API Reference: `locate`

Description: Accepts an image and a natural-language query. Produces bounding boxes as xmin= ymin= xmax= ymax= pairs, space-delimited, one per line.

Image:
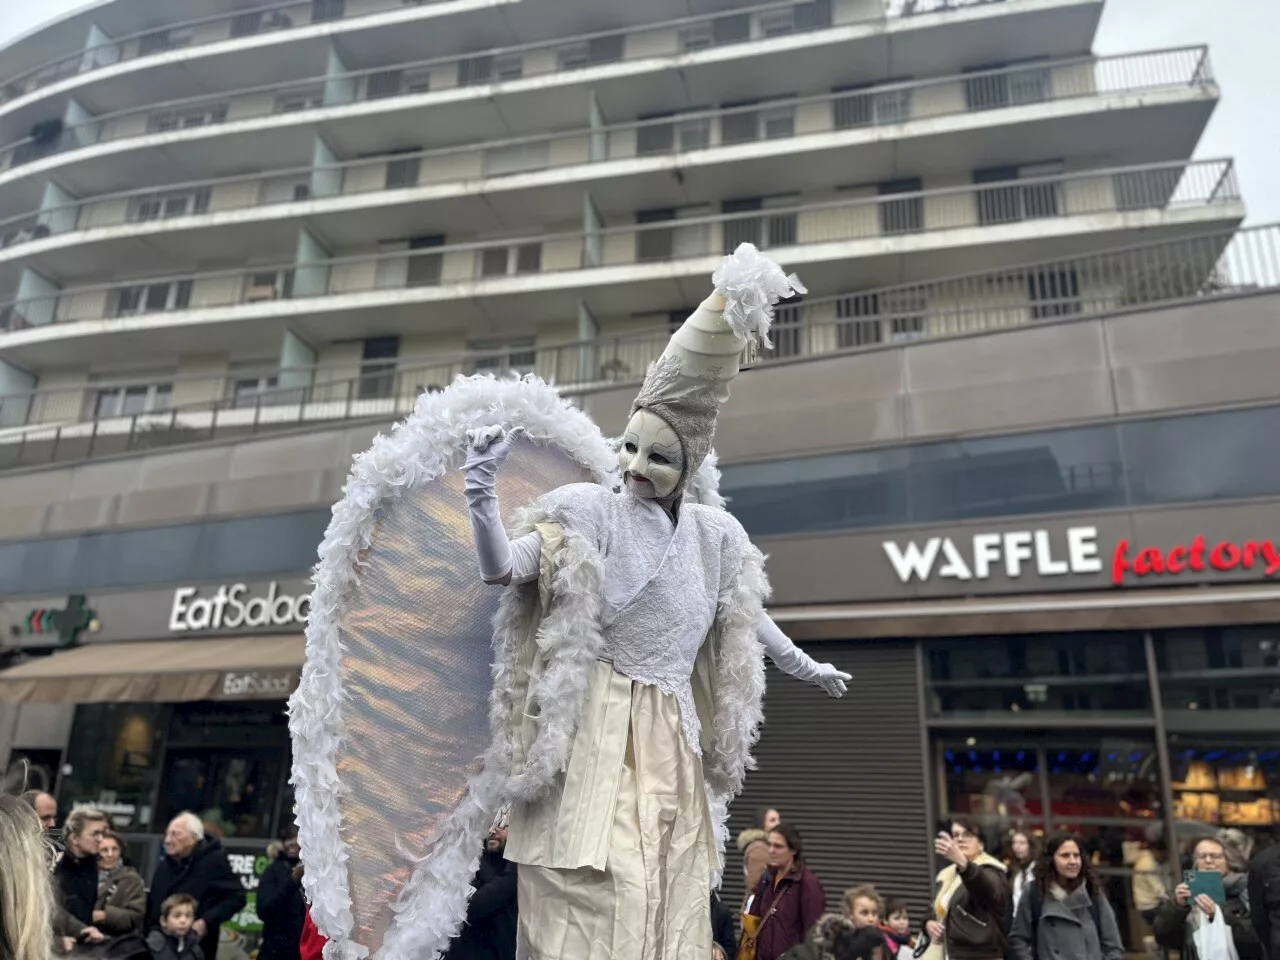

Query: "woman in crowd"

xmin=92 ymin=829 xmax=146 ymax=936
xmin=0 ymin=792 xmax=56 ymax=960
xmin=1009 ymin=832 xmax=1123 ymax=960
xmin=923 ymin=817 xmax=1009 ymax=960
xmin=1006 ymin=831 xmax=1039 ymax=918
xmin=748 ymin=824 xmax=828 ymax=960
xmin=54 ymin=807 xmax=109 ymax=949
xmin=1154 ymin=836 xmax=1262 ymax=960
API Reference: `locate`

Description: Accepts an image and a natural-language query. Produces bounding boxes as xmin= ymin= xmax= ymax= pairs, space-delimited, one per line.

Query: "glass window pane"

xmin=58 ymin=704 xmax=167 ymax=833
xmin=1166 ymin=734 xmax=1280 ymax=852
xmin=939 ymin=736 xmax=1044 ymax=828
xmin=925 ymin=634 xmax=1151 ymax=718
xmin=121 ymin=386 xmax=149 ymax=416
xmin=1123 ymin=405 xmax=1280 ymax=505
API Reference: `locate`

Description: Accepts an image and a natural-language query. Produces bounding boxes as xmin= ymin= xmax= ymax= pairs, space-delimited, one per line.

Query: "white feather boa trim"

xmin=713 ymin=242 xmax=807 ymax=350
xmin=286 ymin=375 xmax=615 ymax=960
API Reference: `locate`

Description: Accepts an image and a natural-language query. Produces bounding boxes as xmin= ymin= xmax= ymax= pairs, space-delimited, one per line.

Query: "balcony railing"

xmin=0 ymin=47 xmax=1215 ymax=253
xmin=0 ymin=159 xmax=1240 ymax=334
xmin=0 ymin=0 xmax=1042 ymax=175
xmin=1 ymin=0 xmax=1021 ymax=111
xmin=0 ymin=223 xmax=1272 ymax=471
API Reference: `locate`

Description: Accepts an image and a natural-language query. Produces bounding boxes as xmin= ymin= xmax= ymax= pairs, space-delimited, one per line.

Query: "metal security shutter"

xmin=724 ymin=639 xmax=934 ymax=919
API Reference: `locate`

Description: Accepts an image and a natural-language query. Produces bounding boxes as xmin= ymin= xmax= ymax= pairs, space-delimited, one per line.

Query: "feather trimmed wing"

xmin=287 ymin=375 xmax=615 ymax=960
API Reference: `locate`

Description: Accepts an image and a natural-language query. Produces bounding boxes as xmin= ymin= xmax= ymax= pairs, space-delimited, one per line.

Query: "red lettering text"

xmin=1190 ymin=535 xmax=1207 ymax=572
xmin=1133 ymin=547 xmax=1165 ymax=576
xmin=1210 ymin=541 xmax=1242 ymax=571
xmin=1266 ymin=542 xmax=1280 ymax=577
xmin=1111 ymin=540 xmax=1131 ymax=586
xmin=1167 ymin=545 xmax=1189 ymax=574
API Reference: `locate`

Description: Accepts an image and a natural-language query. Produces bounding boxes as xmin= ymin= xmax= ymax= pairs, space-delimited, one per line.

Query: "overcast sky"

xmin=0 ymin=0 xmax=1275 ymax=222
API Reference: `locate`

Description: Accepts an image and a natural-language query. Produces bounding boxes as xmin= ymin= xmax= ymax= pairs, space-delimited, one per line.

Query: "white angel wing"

xmin=287 ymin=375 xmax=615 ymax=960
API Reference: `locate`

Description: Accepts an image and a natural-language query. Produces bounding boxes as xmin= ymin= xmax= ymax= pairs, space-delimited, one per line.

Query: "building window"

xmin=471 ymin=340 xmax=536 ymax=376
xmin=758 ymin=8 xmax=797 ymax=37
xmin=385 ymin=155 xmax=422 ymax=189
xmin=137 ymin=27 xmax=193 ymax=56
xmin=148 ymin=103 xmax=229 ymax=133
xmin=366 ymin=70 xmax=403 ymax=100
xmin=114 ymin=280 xmax=193 ymax=316
xmin=974 ymin=164 xmax=1063 ymax=225
xmin=761 ymin=106 xmax=796 ymax=140
xmin=965 ymin=62 xmax=1050 ymax=111
xmin=231 ymin=375 xmax=281 ymax=407
xmin=358 ymin=336 xmax=399 ymax=400
xmin=130 ymin=188 xmax=211 ymax=222
xmin=878 ymin=178 xmax=924 ymax=234
xmin=57 ymin=704 xmax=166 ymax=833
xmin=245 ymin=271 xmax=293 ymax=302
xmin=767 ymin=302 xmax=805 ymax=358
xmin=93 ymin=380 xmax=173 ymax=419
xmin=558 ymin=35 xmax=624 ymax=71
xmin=479 ymin=243 xmax=542 ymax=277
xmin=678 ymin=22 xmax=715 ymax=52
xmin=274 ymin=88 xmax=324 ymax=113
xmin=1028 ymin=267 xmax=1081 ymax=319
xmin=639 ymin=114 xmax=711 ymax=155
xmin=311 ymin=0 xmax=346 ymax=23
xmin=720 ymin=101 xmax=760 ymax=145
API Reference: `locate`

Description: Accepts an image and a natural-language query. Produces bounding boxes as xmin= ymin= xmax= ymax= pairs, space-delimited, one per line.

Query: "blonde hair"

xmin=0 ymin=794 xmax=55 ymax=960
xmin=65 ymin=806 xmax=108 ymax=839
xmin=844 ymin=884 xmax=884 ymax=916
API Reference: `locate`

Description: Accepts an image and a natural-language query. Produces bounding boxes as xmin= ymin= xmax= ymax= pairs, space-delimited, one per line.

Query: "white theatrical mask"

xmin=618 ymin=409 xmax=684 ymax=499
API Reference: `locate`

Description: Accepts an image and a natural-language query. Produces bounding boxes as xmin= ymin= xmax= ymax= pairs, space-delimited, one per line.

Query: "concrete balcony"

xmin=0 ymin=48 xmax=1218 ymax=286
xmin=0 ymin=222 xmax=1270 ymax=472
xmin=0 ymin=159 xmax=1244 ymax=369
xmin=0 ymin=0 xmax=1105 ymax=212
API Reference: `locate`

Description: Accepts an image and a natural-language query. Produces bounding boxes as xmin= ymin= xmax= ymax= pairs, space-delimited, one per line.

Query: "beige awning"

xmin=773 ymin=583 xmax=1280 ymax=639
xmin=0 ymin=634 xmax=304 ymax=704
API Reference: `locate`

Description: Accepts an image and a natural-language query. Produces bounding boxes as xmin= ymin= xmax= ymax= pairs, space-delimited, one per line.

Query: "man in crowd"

xmin=147 ymin=812 xmax=246 ymax=960
xmin=444 ymin=813 xmax=517 ymax=960
xmin=22 ymin=789 xmax=58 ymax=831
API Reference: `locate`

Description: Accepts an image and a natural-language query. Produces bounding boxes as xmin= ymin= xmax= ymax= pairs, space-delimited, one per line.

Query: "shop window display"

xmin=925 ymin=633 xmax=1151 ymax=718
xmin=58 ymin=703 xmax=166 ymax=833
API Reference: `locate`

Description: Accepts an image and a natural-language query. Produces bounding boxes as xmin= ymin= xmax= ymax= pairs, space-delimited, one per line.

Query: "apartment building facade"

xmin=0 ymin=0 xmax=1273 ymax=931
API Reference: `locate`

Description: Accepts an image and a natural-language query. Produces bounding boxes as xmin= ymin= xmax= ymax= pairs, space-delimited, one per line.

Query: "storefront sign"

xmin=223 ymin=851 xmax=268 ymax=958
xmin=1111 ymin=536 xmax=1280 ymax=586
xmin=883 ymin=526 xmax=1280 ymax=589
xmin=169 ymin=582 xmax=311 ymax=633
xmin=883 ymin=527 xmax=1103 ymax=584
xmin=221 ymin=671 xmax=295 ymax=698
xmin=16 ymin=594 xmax=99 ymax=648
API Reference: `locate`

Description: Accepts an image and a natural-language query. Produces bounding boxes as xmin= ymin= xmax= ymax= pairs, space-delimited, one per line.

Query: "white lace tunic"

xmin=535 ymin=482 xmax=750 ymax=755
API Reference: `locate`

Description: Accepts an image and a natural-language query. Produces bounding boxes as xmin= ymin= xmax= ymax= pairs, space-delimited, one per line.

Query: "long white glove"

xmin=463 ymin=425 xmax=541 ymax=585
xmin=757 ymin=613 xmax=851 ymax=698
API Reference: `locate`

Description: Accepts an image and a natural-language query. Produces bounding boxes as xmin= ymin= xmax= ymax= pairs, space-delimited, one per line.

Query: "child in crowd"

xmin=880 ymin=897 xmax=919 ymax=960
xmin=845 ymin=885 xmax=884 ymax=930
xmin=146 ymin=893 xmax=204 ymax=960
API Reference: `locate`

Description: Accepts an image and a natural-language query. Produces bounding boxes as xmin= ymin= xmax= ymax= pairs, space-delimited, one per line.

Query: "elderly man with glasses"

xmin=1153 ymin=837 xmax=1263 ymax=960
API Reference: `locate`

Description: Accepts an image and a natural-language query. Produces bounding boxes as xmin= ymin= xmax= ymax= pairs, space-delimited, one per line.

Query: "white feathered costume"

xmin=459 ymin=245 xmax=849 ymax=958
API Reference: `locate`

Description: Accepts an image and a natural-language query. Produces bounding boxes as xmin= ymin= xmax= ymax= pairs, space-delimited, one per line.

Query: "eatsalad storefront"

xmin=725 ymin=506 xmax=1280 ymax=944
xmin=0 ymin=578 xmax=313 ymax=960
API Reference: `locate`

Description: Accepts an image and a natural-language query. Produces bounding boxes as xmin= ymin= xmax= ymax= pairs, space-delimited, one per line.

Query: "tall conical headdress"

xmin=631 ymin=243 xmax=805 ymax=496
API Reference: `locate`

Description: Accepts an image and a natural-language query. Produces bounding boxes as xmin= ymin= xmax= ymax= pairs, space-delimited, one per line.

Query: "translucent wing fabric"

xmin=288 ymin=377 xmax=615 ymax=960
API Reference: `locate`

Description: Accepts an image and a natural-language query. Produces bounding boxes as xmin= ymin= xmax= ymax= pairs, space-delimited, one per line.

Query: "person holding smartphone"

xmin=922 ymin=818 xmax=1010 ymax=960
xmin=1153 ymin=837 xmax=1262 ymax=960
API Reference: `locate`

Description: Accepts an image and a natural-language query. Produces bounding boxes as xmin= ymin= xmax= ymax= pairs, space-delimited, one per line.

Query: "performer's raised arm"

xmin=463 ymin=425 xmax=542 ymax=586
xmin=756 ymin=612 xmax=851 ymax=698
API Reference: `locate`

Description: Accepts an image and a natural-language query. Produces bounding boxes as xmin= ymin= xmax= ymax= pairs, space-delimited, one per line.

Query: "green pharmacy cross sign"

xmin=22 ymin=595 xmax=99 ymax=648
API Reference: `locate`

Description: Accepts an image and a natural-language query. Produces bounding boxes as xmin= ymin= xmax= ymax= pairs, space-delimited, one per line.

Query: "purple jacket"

xmin=749 ymin=865 xmax=827 ymax=960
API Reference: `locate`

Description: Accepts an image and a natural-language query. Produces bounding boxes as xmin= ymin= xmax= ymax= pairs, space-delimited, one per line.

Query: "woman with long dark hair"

xmin=1009 ymin=833 xmax=1123 ymax=960
xmin=1006 ymin=831 xmax=1040 ymax=918
xmin=746 ymin=824 xmax=828 ymax=960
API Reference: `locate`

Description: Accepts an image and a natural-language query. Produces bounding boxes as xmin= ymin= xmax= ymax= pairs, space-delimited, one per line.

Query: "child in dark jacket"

xmin=146 ymin=894 xmax=205 ymax=960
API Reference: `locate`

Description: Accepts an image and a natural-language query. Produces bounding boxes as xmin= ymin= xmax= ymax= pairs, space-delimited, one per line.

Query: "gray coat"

xmin=1009 ymin=884 xmax=1124 ymax=960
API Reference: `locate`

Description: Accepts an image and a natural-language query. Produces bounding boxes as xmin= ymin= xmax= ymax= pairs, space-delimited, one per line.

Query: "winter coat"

xmin=96 ymin=867 xmax=147 ymax=936
xmin=938 ymin=855 xmax=1011 ymax=960
xmin=300 ymin=909 xmax=327 ymax=960
xmin=749 ymin=864 xmax=828 ymax=960
xmin=1009 ymin=883 xmax=1124 ymax=960
xmin=54 ymin=851 xmax=101 ymax=936
xmin=1153 ymin=874 xmax=1263 ymax=960
xmin=711 ymin=893 xmax=737 ymax=958
xmin=145 ymin=837 xmax=247 ymax=960
xmin=442 ymin=849 xmax=518 ymax=960
xmin=144 ymin=929 xmax=204 ymax=960
xmin=255 ymin=856 xmax=306 ymax=960
xmin=739 ymin=828 xmax=771 ymax=910
xmin=1248 ymin=844 xmax=1280 ymax=960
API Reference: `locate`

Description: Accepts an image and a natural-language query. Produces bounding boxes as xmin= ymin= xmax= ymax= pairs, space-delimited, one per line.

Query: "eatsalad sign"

xmin=883 ymin=525 xmax=1280 ymax=587
xmin=170 ymin=582 xmax=311 ymax=633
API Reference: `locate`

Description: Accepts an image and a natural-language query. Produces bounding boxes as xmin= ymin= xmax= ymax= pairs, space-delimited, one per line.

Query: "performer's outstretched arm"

xmin=756 ymin=613 xmax=851 ymax=698
xmin=463 ymin=425 xmax=543 ymax=586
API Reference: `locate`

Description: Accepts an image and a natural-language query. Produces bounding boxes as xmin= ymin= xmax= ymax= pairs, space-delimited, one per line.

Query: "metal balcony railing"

xmin=1 ymin=0 xmax=1020 ymax=110
xmin=0 ymin=222 xmax=1272 ymax=471
xmin=0 ymin=47 xmax=1215 ymax=253
xmin=0 ymin=0 xmax=1044 ymax=175
xmin=0 ymin=159 xmax=1240 ymax=333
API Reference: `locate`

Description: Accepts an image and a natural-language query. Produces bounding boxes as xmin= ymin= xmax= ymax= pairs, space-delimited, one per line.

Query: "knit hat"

xmin=630 ymin=243 xmax=805 ymax=497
